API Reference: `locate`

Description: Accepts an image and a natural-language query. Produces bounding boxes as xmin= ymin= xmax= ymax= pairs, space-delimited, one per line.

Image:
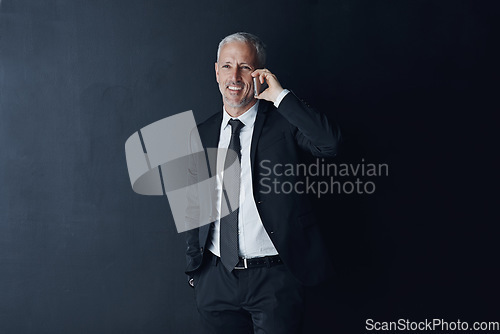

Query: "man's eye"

xmin=241 ymin=66 xmax=251 ymax=70
xmin=222 ymin=65 xmax=230 ymax=68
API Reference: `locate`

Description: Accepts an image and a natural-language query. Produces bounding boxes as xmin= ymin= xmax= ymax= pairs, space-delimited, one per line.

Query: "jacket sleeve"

xmin=276 ymin=92 xmax=341 ymax=158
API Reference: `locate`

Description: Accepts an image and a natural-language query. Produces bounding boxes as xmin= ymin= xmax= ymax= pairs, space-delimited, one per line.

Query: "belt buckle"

xmin=234 ymin=258 xmax=248 ymax=270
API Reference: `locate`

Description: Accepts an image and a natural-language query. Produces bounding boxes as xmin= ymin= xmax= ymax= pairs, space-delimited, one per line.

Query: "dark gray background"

xmin=1 ymin=0 xmax=498 ymax=333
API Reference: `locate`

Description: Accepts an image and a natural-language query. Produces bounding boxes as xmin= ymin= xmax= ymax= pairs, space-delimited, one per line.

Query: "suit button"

xmin=200 ymin=247 xmax=204 ymax=253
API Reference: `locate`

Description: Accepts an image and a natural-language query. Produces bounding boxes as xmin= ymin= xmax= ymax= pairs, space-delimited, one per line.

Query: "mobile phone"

xmin=253 ymin=77 xmax=268 ymax=97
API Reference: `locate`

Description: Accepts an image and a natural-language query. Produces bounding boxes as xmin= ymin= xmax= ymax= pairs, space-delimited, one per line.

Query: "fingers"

xmin=252 ymin=68 xmax=276 ymax=85
xmin=251 ymin=69 xmax=284 ymax=103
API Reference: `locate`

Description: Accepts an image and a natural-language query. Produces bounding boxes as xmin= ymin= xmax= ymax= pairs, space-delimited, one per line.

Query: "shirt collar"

xmin=222 ymin=100 xmax=259 ymax=131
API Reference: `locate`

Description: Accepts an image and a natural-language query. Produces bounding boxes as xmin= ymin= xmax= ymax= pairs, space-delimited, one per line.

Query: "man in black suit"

xmin=185 ymin=32 xmax=341 ymax=334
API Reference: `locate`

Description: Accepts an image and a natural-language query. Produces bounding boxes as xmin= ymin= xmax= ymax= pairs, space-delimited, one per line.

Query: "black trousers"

xmin=193 ymin=251 xmax=305 ymax=334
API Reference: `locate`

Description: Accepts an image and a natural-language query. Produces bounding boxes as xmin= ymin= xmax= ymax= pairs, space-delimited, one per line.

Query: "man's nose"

xmin=229 ymin=67 xmax=241 ymax=81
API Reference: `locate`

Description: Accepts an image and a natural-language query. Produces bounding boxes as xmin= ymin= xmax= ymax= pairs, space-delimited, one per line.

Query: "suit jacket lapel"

xmin=197 ymin=112 xmax=222 ymax=244
xmin=199 ymin=100 xmax=270 ymax=178
xmin=199 ymin=112 xmax=222 ymax=178
xmin=250 ymin=101 xmax=270 ymax=174
xmin=200 ymin=113 xmax=222 ymax=150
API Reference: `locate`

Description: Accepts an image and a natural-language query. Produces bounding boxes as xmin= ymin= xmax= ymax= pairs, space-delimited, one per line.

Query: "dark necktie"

xmin=220 ymin=119 xmax=244 ymax=271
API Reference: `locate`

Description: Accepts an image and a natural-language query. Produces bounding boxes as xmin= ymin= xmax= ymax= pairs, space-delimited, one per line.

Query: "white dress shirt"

xmin=207 ymin=91 xmax=290 ymax=259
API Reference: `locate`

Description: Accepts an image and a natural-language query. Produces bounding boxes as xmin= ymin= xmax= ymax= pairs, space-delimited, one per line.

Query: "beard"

xmin=221 ymin=81 xmax=253 ymax=109
xmin=223 ymin=94 xmax=253 ymax=108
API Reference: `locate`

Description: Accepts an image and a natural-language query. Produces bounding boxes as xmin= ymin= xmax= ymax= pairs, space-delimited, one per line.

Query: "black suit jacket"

xmin=185 ymin=92 xmax=341 ymax=286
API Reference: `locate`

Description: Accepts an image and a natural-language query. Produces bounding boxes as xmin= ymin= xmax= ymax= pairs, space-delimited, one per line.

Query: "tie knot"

xmin=228 ymin=119 xmax=244 ymax=135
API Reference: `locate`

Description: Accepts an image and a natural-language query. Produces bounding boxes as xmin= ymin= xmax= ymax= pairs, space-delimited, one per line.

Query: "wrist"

xmin=273 ymin=89 xmax=290 ymax=108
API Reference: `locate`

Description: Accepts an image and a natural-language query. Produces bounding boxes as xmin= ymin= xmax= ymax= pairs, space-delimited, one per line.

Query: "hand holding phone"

xmin=252 ymin=69 xmax=283 ymax=103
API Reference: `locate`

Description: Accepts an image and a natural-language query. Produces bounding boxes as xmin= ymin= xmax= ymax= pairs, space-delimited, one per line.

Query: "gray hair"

xmin=217 ymin=32 xmax=266 ymax=68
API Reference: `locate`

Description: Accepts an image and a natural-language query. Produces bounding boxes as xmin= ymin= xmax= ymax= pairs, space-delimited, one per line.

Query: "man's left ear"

xmin=214 ymin=62 xmax=219 ymax=83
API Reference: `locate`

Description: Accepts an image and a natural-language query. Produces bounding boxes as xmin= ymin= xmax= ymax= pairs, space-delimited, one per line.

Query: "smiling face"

xmin=215 ymin=41 xmax=258 ymax=117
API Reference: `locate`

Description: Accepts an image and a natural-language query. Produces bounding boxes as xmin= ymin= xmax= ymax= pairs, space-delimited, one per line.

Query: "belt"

xmin=234 ymin=255 xmax=283 ymax=269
